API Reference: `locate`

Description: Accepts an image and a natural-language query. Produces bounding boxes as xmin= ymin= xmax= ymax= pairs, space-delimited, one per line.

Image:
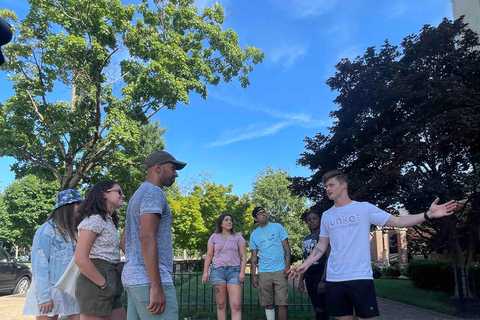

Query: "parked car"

xmin=0 ymin=247 xmax=31 ymax=294
xmin=18 ymin=253 xmax=30 ymax=262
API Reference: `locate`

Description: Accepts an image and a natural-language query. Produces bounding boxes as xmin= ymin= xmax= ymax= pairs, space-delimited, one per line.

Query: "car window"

xmin=0 ymin=249 xmax=8 ymax=262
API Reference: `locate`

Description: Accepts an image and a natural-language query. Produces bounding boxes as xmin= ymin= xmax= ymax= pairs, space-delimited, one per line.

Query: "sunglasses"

xmin=105 ymin=188 xmax=123 ymax=196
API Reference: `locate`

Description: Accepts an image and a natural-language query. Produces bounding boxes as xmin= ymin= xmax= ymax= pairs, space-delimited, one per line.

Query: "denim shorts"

xmin=210 ymin=266 xmax=242 ymax=286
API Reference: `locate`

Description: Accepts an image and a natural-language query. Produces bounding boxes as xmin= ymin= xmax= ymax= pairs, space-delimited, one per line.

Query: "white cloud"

xmin=269 ymin=45 xmax=307 ymax=69
xmin=205 ymin=122 xmax=290 ymax=147
xmin=204 ymin=93 xmax=332 ymax=147
xmin=210 ymin=92 xmax=331 ymax=129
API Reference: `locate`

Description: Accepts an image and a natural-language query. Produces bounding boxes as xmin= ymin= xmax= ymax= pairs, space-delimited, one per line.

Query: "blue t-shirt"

xmin=122 ymin=182 xmax=173 ymax=287
xmin=249 ymin=222 xmax=289 ymax=272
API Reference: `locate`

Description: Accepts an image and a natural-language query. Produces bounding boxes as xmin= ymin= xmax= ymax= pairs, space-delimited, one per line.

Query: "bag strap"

xmin=212 ymin=235 xmax=231 ymax=262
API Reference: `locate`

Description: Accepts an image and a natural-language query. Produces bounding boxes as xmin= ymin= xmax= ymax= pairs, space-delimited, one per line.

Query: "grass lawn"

xmin=175 ymin=272 xmax=324 ymax=320
xmin=374 ymin=278 xmax=457 ymax=315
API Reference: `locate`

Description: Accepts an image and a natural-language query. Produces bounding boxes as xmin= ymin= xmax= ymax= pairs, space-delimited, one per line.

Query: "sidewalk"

xmin=0 ymin=292 xmax=467 ymax=320
xmin=377 ymin=297 xmax=464 ymax=320
xmin=0 ymin=293 xmax=67 ymax=320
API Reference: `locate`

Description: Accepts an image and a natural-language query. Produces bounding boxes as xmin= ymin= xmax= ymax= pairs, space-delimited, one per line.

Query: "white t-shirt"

xmin=320 ymin=201 xmax=391 ymax=282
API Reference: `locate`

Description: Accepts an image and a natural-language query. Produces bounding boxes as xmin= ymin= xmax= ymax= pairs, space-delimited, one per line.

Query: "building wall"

xmin=452 ymin=0 xmax=480 ymax=35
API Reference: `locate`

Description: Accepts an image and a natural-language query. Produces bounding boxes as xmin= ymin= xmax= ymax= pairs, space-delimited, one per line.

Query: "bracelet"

xmin=424 ymin=211 xmax=432 ymax=223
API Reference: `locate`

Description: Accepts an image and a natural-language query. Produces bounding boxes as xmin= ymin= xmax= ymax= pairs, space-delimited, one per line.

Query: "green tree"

xmin=252 ymin=167 xmax=308 ymax=259
xmin=1 ymin=175 xmax=59 ymax=257
xmin=292 ymin=17 xmax=480 ymax=296
xmin=0 ymin=0 xmax=263 ymax=190
xmin=169 ymin=194 xmax=207 ymax=254
xmin=88 ymin=120 xmax=167 ymax=199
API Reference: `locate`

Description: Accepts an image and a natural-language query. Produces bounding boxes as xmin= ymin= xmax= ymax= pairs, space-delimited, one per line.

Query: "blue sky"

xmin=0 ymin=0 xmax=454 ymax=195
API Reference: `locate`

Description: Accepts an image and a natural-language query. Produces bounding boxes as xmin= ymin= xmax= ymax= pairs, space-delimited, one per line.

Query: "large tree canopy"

xmin=252 ymin=167 xmax=308 ymax=258
xmin=292 ymin=17 xmax=480 ymax=272
xmin=0 ymin=175 xmax=58 ymax=256
xmin=0 ymin=0 xmax=263 ymax=190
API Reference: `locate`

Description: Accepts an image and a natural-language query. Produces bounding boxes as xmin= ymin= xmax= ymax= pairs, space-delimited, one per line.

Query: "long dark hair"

xmin=47 ymin=203 xmax=78 ymax=242
xmin=214 ymin=213 xmax=237 ymax=235
xmin=76 ymin=180 xmax=119 ymax=228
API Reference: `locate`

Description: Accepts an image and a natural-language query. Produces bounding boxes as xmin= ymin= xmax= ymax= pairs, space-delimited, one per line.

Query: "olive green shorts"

xmin=75 ymin=258 xmax=124 ymax=316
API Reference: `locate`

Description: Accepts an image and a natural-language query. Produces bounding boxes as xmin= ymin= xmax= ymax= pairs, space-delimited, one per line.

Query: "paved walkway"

xmin=1 ymin=292 xmax=470 ymax=319
xmin=377 ymin=297 xmax=465 ymax=320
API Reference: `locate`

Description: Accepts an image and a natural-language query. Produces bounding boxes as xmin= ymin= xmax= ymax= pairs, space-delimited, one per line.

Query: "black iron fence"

xmin=172 ymin=270 xmax=314 ymax=313
xmin=456 ymin=267 xmax=480 ymax=314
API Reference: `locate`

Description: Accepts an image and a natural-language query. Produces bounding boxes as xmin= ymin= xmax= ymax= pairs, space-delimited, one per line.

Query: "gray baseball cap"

xmin=145 ymin=151 xmax=187 ymax=170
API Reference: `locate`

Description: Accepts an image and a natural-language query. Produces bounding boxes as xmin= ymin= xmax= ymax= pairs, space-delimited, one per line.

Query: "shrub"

xmin=407 ymin=259 xmax=455 ymax=291
xmin=383 ymin=266 xmax=401 ymax=279
xmin=372 ymin=264 xmax=382 ymax=279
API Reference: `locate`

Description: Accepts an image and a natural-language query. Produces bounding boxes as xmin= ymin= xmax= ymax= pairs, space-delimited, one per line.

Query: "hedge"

xmin=407 ymin=259 xmax=455 ymax=291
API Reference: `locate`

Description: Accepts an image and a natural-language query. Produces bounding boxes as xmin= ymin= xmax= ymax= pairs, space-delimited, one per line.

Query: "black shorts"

xmin=325 ymin=279 xmax=380 ymax=318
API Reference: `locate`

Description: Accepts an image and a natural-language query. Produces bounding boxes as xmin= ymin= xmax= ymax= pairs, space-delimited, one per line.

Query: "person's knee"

xmin=230 ymin=301 xmax=241 ymax=312
xmin=216 ymin=300 xmax=227 ymax=310
xmin=265 ymin=305 xmax=274 ymax=310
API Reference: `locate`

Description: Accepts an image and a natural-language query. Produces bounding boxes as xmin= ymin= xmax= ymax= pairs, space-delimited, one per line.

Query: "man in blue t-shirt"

xmin=250 ymin=206 xmax=291 ymax=320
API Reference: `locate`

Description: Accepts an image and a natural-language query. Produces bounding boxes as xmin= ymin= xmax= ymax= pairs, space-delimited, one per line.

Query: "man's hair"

xmin=322 ymin=170 xmax=349 ymax=185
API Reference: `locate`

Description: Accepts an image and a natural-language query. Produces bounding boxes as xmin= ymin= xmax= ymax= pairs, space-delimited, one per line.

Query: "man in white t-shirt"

xmin=289 ymin=170 xmax=457 ymax=320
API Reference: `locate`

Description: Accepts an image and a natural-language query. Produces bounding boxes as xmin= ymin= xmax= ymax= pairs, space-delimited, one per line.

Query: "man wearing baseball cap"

xmin=122 ymin=151 xmax=186 ymax=319
xmin=0 ymin=17 xmax=13 ymax=66
xmin=249 ymin=206 xmax=291 ymax=320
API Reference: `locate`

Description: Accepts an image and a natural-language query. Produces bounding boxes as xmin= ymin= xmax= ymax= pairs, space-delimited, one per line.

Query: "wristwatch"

xmin=424 ymin=211 xmax=432 ymax=223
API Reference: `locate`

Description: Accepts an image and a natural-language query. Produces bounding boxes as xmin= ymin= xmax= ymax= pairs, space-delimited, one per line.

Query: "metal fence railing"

xmin=456 ymin=267 xmax=480 ymax=315
xmin=172 ymin=270 xmax=314 ymax=313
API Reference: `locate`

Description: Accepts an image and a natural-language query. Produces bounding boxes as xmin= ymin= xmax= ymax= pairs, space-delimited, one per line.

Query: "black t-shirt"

xmin=302 ymin=233 xmax=327 ymax=266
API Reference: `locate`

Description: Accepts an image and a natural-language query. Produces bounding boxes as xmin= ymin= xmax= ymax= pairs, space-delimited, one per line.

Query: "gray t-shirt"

xmin=121 ymin=182 xmax=174 ymax=286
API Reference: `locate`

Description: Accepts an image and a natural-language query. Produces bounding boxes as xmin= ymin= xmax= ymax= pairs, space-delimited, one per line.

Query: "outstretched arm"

xmin=288 ymin=237 xmax=329 ymax=277
xmin=385 ymin=198 xmax=458 ymax=228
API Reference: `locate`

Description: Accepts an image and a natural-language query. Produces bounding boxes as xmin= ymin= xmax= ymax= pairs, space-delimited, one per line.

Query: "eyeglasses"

xmin=105 ymin=188 xmax=123 ymax=196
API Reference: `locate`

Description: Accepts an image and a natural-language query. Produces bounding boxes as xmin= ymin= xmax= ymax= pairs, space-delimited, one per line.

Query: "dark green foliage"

xmin=383 ymin=263 xmax=401 ymax=279
xmin=291 ymin=17 xmax=480 ymax=279
xmin=372 ymin=264 xmax=382 ymax=279
xmin=407 ymin=260 xmax=455 ymax=291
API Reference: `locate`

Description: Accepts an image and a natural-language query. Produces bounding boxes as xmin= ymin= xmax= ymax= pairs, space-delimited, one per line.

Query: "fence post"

xmin=456 ymin=267 xmax=466 ymax=313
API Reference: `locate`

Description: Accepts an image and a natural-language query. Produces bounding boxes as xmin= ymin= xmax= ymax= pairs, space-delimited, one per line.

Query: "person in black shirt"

xmin=298 ymin=210 xmax=329 ymax=320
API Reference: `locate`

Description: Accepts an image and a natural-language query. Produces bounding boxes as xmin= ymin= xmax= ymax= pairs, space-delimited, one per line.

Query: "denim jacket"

xmin=31 ymin=220 xmax=75 ymax=304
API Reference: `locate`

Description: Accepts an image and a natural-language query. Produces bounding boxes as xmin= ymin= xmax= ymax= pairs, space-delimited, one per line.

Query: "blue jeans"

xmin=210 ymin=266 xmax=242 ymax=286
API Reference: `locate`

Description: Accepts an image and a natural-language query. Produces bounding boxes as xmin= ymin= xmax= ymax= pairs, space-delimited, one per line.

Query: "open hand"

xmin=288 ymin=264 xmax=308 ymax=278
xmin=429 ymin=198 xmax=458 ymax=219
